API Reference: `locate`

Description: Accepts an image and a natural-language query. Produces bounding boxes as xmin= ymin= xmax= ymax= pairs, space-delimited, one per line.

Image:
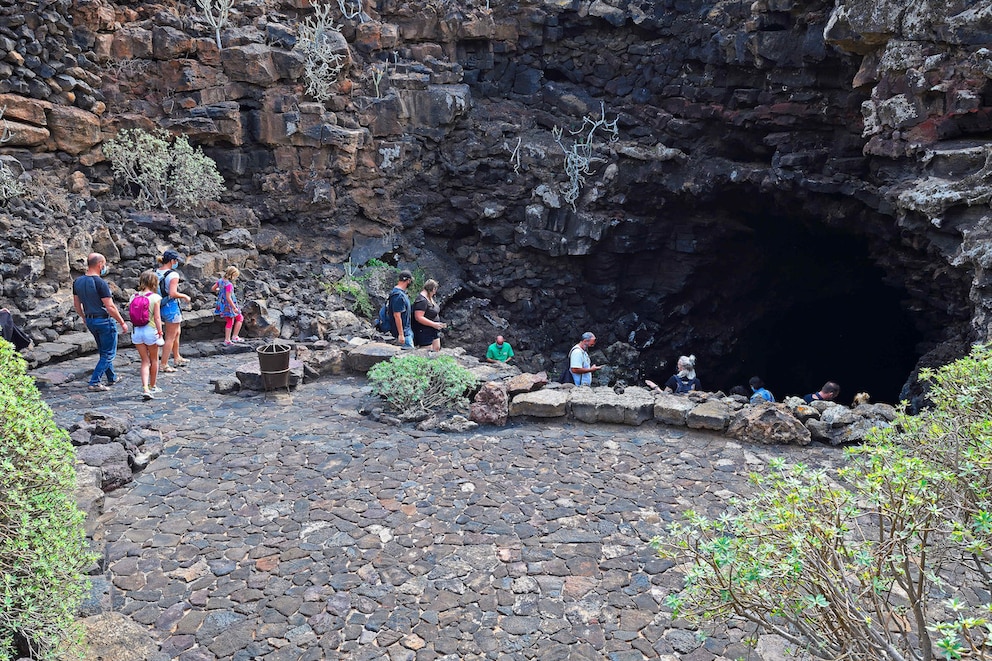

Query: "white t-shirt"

xmin=569 ymin=345 xmax=591 ymax=386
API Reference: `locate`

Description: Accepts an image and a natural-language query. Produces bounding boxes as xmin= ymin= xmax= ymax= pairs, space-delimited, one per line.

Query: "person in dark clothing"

xmin=803 ymin=381 xmax=840 ymax=404
xmin=0 ymin=308 xmax=30 ymax=350
xmin=411 ymin=279 xmax=446 ymax=351
xmin=72 ymin=253 xmax=129 ymax=391
xmin=389 ymin=270 xmax=414 ymax=349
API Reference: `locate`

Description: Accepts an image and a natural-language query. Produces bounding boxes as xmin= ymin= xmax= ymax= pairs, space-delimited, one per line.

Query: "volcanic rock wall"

xmin=1 ymin=0 xmax=990 ymax=391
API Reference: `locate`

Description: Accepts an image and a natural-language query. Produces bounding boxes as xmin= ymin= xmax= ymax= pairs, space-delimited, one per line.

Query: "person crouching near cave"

xmin=803 ymin=381 xmax=840 ymax=404
xmin=156 ymin=249 xmax=192 ymax=372
xmin=129 ymin=270 xmax=164 ymax=400
xmin=212 ymin=266 xmax=244 ymax=346
xmin=412 ymin=278 xmax=446 ymax=351
xmin=646 ymin=354 xmax=700 ymax=394
xmin=748 ymin=376 xmax=775 ymax=404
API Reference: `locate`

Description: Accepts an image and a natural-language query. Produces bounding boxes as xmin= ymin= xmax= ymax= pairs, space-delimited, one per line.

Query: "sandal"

xmin=233 ymin=337 xmax=245 ymax=343
xmin=223 ymin=340 xmax=234 ymax=346
xmin=161 ymin=365 xmax=177 ymax=373
xmin=174 ymin=359 xmax=190 ymax=367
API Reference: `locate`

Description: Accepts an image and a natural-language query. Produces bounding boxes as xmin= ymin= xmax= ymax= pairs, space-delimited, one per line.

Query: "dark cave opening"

xmin=634 ymin=211 xmax=929 ymax=405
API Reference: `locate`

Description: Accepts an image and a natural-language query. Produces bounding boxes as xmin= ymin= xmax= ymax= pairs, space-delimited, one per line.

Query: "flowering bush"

xmin=655 ymin=344 xmax=992 ymax=661
xmin=103 ymin=128 xmax=224 ymax=211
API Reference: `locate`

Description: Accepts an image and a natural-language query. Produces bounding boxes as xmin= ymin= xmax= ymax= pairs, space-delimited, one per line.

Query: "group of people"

xmin=382 ymin=270 xmax=448 ymax=351
xmin=73 ymin=250 xmax=245 ymax=401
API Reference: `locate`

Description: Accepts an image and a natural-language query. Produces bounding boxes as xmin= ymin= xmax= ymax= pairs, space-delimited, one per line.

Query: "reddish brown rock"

xmin=70 ymin=0 xmax=117 ymax=31
xmin=221 ymin=43 xmax=279 ymax=85
xmin=470 ymin=381 xmax=509 ymax=426
xmin=159 ymin=60 xmax=226 ymax=92
xmin=3 ymin=120 xmax=50 ymax=147
xmin=153 ymin=26 xmax=196 ymax=61
xmin=0 ymin=94 xmax=51 ymax=126
xmin=111 ymin=26 xmax=153 ymax=60
xmin=46 ymin=106 xmax=102 ymax=155
xmin=506 ymin=372 xmax=548 ymax=396
xmin=354 ymin=21 xmax=400 ymax=51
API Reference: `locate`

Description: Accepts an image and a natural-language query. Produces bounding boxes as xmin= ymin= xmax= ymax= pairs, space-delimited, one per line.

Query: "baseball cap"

xmin=163 ymin=249 xmax=183 ymax=263
xmin=398 ymin=270 xmax=413 ymax=281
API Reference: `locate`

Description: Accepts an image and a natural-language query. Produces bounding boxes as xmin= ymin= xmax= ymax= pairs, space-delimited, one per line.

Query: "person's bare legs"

xmin=161 ymin=322 xmax=180 ymax=368
xmin=431 ymin=337 xmax=441 ymax=352
xmin=172 ymin=323 xmax=184 ymax=364
xmin=149 ymin=343 xmax=159 ymax=388
xmin=136 ymin=343 xmax=151 ymax=389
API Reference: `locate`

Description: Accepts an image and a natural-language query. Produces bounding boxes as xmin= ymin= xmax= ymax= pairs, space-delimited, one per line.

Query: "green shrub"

xmin=0 ymin=339 xmax=94 ymax=661
xmin=367 ymin=354 xmax=477 ymax=416
xmin=654 ymin=343 xmax=992 ymax=661
xmin=103 ymin=128 xmax=224 ymax=211
xmin=332 ymin=278 xmax=373 ymax=318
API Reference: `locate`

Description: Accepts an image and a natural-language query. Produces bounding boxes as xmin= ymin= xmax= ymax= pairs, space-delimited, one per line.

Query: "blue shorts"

xmin=161 ymin=298 xmax=182 ymax=323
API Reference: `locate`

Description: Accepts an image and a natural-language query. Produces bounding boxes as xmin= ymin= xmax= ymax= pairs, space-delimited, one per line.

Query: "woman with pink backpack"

xmin=128 ymin=270 xmax=164 ymax=400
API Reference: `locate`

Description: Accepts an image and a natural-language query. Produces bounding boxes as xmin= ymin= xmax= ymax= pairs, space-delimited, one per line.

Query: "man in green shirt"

xmin=485 ymin=335 xmax=514 ymax=363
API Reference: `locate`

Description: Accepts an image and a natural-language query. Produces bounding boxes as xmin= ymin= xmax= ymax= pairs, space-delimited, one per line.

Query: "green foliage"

xmin=103 ymin=128 xmax=224 ymax=211
xmin=0 ymin=339 xmax=94 ymax=661
xmin=655 ymin=344 xmax=992 ymax=661
xmin=367 ymin=354 xmax=477 ymax=416
xmin=333 ymin=278 xmax=373 ymax=318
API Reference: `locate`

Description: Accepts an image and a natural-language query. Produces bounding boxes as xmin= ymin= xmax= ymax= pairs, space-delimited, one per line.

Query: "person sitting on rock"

xmin=748 ymin=376 xmax=775 ymax=404
xmin=803 ymin=381 xmax=840 ymax=404
xmin=485 ymin=335 xmax=514 ymax=363
xmin=658 ymin=355 xmax=700 ymax=394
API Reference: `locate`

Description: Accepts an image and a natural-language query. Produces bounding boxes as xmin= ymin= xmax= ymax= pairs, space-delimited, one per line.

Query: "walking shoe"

xmin=142 ymin=389 xmax=154 ymax=401
xmin=149 ymin=386 xmax=163 ymax=394
xmin=109 ymin=375 xmax=124 ymax=385
xmin=88 ymin=384 xmax=109 ymax=392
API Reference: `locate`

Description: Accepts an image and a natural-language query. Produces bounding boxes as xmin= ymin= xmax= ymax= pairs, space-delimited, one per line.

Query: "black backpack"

xmin=158 ymin=268 xmax=176 ymax=299
xmin=559 ymin=346 xmax=579 ymax=384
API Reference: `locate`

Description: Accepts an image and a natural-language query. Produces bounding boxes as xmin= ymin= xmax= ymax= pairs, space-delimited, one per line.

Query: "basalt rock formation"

xmin=2 ymin=0 xmax=991 ymax=402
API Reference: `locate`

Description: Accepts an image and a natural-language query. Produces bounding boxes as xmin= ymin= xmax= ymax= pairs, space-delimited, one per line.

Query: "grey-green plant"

xmin=294 ymin=3 xmax=347 ymax=102
xmin=0 ymin=339 xmax=95 ymax=661
xmin=367 ymin=354 xmax=477 ymax=417
xmin=103 ymin=128 xmax=224 ymax=211
xmin=654 ymin=343 xmax=992 ymax=661
xmin=552 ymin=102 xmax=618 ymax=210
xmin=0 ymin=107 xmax=24 ymax=203
xmin=196 ymin=0 xmax=234 ymax=49
xmin=332 ymin=278 xmax=373 ymax=318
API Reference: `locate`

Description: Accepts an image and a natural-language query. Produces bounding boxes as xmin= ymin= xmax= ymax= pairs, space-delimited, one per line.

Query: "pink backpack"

xmin=128 ymin=292 xmax=151 ymax=327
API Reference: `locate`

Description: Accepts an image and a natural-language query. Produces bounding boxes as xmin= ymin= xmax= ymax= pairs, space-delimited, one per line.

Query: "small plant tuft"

xmin=367 ymin=354 xmax=477 ymax=417
xmin=294 ymin=3 xmax=348 ymax=102
xmin=0 ymin=339 xmax=95 ymax=661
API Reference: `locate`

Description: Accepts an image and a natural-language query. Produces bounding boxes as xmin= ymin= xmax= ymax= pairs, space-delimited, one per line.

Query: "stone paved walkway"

xmin=37 ymin=343 xmax=845 ymax=661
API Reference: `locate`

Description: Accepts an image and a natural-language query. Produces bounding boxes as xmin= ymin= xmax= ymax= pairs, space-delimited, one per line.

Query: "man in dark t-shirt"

xmin=72 ymin=253 xmax=129 ymax=391
xmin=803 ymin=381 xmax=840 ymax=404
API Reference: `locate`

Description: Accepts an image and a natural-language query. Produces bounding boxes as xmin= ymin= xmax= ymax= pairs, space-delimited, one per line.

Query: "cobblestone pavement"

xmin=38 ymin=343 xmax=846 ymax=661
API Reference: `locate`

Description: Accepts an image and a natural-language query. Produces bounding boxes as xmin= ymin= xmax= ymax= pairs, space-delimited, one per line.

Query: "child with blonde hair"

xmin=212 ymin=266 xmax=244 ymax=345
xmin=129 ymin=270 xmax=164 ymax=400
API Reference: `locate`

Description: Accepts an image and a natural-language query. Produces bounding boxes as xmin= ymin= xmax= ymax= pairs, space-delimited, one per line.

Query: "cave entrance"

xmin=632 ymin=209 xmax=930 ymax=405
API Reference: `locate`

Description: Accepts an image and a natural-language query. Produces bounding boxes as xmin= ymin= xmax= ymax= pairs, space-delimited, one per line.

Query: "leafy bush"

xmin=655 ymin=343 xmax=992 ymax=661
xmin=0 ymin=339 xmax=94 ymax=661
xmin=103 ymin=128 xmax=224 ymax=211
xmin=368 ymin=354 xmax=477 ymax=416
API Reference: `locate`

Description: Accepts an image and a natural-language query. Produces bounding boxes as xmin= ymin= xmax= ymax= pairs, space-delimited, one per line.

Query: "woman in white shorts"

xmin=130 ymin=270 xmax=164 ymax=400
